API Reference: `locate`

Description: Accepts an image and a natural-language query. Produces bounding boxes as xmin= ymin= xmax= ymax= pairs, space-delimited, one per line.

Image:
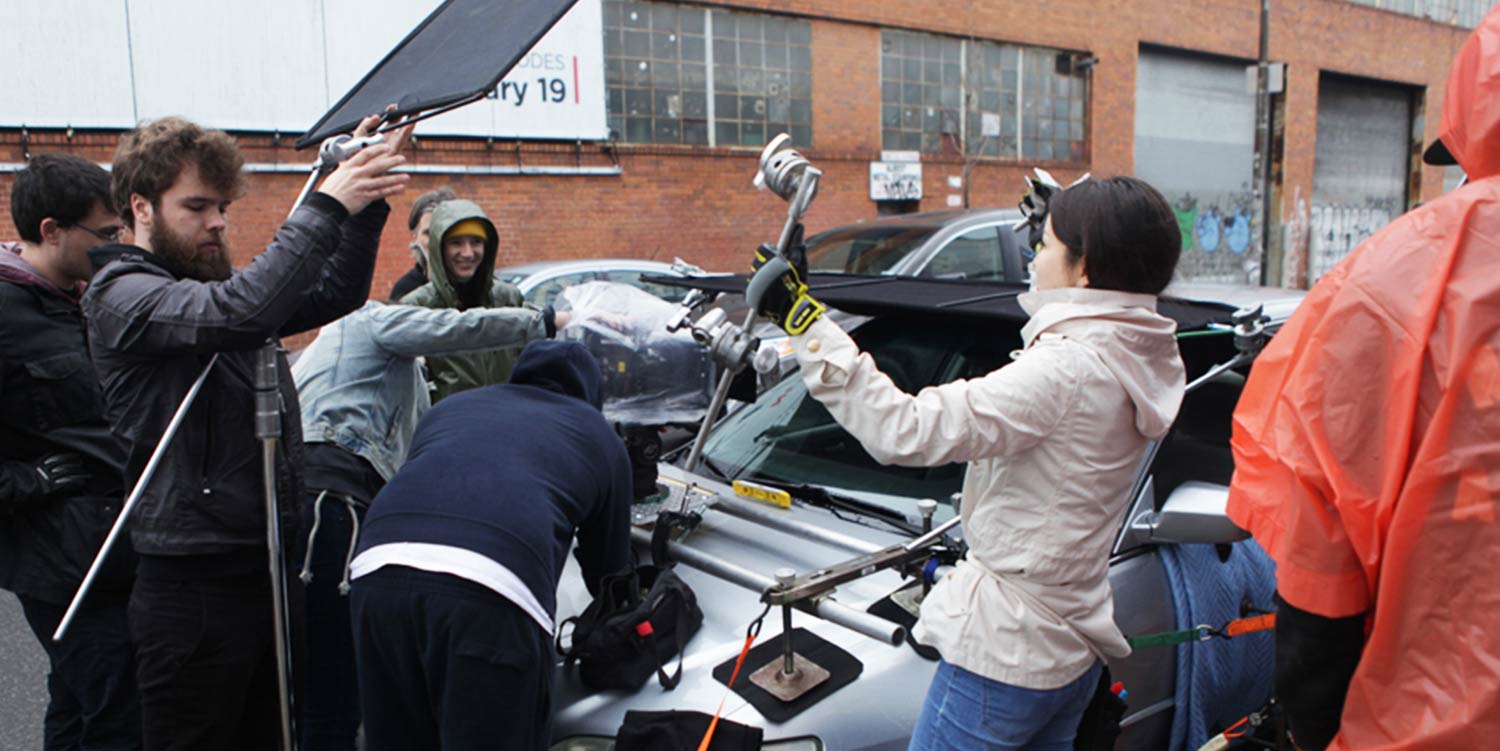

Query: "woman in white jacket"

xmin=758 ymin=176 xmax=1186 ymax=750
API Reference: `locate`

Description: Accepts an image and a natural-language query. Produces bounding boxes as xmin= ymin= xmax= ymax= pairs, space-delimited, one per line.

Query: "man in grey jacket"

xmin=82 ymin=113 xmax=411 ymax=750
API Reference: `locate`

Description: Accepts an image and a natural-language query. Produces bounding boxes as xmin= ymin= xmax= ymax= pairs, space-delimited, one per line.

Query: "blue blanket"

xmin=1159 ymin=540 xmax=1277 ymax=751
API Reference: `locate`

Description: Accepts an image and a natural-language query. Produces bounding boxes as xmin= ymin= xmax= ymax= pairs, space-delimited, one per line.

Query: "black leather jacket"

xmin=82 ymin=193 xmax=387 ymax=559
xmin=0 ymin=251 xmax=133 ymax=603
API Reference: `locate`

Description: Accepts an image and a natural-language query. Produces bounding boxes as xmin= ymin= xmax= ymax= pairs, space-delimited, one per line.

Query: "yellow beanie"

xmin=445 ymin=218 xmax=490 ymax=242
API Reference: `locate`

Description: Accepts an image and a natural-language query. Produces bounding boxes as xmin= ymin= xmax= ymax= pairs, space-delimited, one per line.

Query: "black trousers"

xmin=128 ymin=572 xmax=293 ymax=751
xmin=17 ymin=592 xmax=142 ymax=751
xmin=350 ymin=567 xmax=553 ymax=751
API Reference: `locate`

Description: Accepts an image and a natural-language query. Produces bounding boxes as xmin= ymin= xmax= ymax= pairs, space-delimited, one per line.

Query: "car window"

xmin=526 ymin=271 xmax=599 ymax=307
xmin=806 ymin=226 xmax=938 ymax=275
xmin=922 ymin=226 xmax=1006 ymax=280
xmin=699 ymin=319 xmax=1018 ymax=512
xmin=600 ymin=270 xmax=691 ymax=304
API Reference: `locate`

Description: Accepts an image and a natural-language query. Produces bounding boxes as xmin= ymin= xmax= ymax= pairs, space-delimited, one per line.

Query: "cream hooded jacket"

xmin=792 ymin=287 xmax=1185 ymax=689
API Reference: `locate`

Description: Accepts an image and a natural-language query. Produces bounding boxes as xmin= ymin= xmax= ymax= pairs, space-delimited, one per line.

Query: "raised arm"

xmin=793 ymin=317 xmax=1074 ymax=467
xmin=365 ymin=304 xmax=548 ymax=358
xmin=85 ymin=195 xmax=357 ymax=354
xmin=277 ymin=199 xmax=388 ymax=336
xmin=281 ymin=114 xmax=415 ymax=335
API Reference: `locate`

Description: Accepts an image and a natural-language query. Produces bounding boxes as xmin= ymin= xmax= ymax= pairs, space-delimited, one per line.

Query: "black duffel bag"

xmin=557 ymin=564 xmax=703 ymax=691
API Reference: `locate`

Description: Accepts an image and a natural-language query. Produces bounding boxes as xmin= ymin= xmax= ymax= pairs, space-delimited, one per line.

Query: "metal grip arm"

xmin=52 ymin=354 xmax=222 ymax=642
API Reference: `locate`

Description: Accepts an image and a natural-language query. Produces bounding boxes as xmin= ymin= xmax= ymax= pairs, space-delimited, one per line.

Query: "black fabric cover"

xmin=299 ymin=0 xmax=580 ymax=148
xmin=648 ymin=273 xmax=1238 ymax=331
xmin=710 ymin=627 xmax=862 ymax=723
xmin=614 ymin=710 xmax=763 ymax=751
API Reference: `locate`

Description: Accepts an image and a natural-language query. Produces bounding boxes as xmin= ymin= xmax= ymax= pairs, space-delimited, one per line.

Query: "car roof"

xmin=809 ymin=207 xmax=1022 ymax=237
xmin=655 ymin=273 xmax=1298 ymax=331
xmin=494 ymin=258 xmax=685 ymax=278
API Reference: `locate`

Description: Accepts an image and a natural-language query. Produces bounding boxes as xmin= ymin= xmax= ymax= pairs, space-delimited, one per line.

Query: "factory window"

xmin=605 ymin=0 xmax=812 ymax=147
xmin=881 ymin=29 xmax=1089 ymax=162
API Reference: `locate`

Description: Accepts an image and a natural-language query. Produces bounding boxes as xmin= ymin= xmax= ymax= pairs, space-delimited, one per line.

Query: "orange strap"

xmin=697 ymin=632 xmax=759 ymax=751
xmin=698 ymin=605 xmax=769 ymax=751
xmin=1225 ymin=613 xmax=1277 ymax=638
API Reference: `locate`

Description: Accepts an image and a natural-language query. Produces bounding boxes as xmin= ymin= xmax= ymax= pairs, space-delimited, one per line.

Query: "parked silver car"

xmin=548 ymin=278 xmax=1299 ymax=751
xmin=803 ymin=209 xmax=1028 ymax=282
xmin=495 ymin=258 xmax=705 ymax=309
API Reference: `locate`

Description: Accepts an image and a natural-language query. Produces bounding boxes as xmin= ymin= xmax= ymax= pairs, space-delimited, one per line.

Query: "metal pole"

xmin=709 ymin=494 xmax=883 ymax=555
xmin=683 ymin=332 xmax=748 ymax=475
xmin=255 ymin=344 xmax=296 ymax=751
xmin=54 ymin=353 xmax=220 ymax=642
xmin=1255 ymin=0 xmax=1276 ymax=284
xmin=685 ymin=162 xmax=820 ymax=475
xmin=630 ymin=528 xmax=905 ymax=646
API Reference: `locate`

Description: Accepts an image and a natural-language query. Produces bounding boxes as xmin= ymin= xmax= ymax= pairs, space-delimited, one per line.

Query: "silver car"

xmin=495 ymin=258 xmax=705 ymax=309
xmin=804 ymin=208 xmax=1028 ymax=281
xmin=550 ymin=279 xmax=1298 ymax=751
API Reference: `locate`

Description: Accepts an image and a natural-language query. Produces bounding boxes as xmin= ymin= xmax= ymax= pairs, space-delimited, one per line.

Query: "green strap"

xmin=1128 ymin=625 xmax=1212 ymax=650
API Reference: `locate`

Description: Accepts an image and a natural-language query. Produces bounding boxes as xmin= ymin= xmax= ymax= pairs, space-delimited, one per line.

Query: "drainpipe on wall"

xmin=1253 ymin=0 xmax=1277 ymax=286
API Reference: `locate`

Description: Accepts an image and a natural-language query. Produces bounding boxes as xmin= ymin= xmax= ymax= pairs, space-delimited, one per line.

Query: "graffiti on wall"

xmin=1308 ymin=203 xmax=1395 ymax=282
xmin=1169 ymin=192 xmax=1261 ymax=284
xmin=1280 ymin=187 xmax=1309 ymax=289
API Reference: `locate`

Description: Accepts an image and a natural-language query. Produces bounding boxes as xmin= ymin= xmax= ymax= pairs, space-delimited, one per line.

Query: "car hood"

xmin=551 ymin=464 xmax=929 ymax=748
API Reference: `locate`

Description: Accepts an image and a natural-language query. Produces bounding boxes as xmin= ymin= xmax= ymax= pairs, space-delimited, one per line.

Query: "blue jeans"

xmin=909 ymin=659 xmax=1102 ymax=751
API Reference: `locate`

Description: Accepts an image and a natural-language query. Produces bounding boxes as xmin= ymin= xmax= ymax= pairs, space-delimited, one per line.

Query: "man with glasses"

xmin=1 ymin=152 xmax=141 ymax=750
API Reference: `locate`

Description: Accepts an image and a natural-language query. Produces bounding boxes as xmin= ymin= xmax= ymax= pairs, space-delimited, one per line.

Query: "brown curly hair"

xmin=111 ymin=117 xmax=247 ymax=227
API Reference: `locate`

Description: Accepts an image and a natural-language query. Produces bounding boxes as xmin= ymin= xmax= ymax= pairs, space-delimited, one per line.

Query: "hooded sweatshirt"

xmin=792 ymin=287 xmax=1184 ymax=689
xmin=398 ymin=199 xmax=526 ymax=401
xmin=350 ymin=340 xmax=633 ymax=632
xmin=1226 ymin=8 xmax=1500 ymax=748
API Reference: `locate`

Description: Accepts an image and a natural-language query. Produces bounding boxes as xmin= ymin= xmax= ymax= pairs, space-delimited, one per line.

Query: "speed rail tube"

xmin=708 ymin=495 xmax=884 ymax=555
xmin=632 ymin=528 xmax=906 ymax=646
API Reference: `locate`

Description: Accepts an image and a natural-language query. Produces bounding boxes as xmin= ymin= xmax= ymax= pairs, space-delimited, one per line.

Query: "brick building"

xmin=0 ymin=0 xmax=1478 ymax=295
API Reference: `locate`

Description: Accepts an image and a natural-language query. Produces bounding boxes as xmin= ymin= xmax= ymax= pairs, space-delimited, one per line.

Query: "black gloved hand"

xmin=34 ymin=452 xmax=90 ymax=497
xmin=1016 ymin=171 xmax=1063 ymax=256
xmin=747 ymin=242 xmax=825 ymax=335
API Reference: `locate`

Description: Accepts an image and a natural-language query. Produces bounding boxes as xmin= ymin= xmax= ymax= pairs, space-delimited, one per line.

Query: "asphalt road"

xmin=0 ymin=593 xmax=48 ymax=751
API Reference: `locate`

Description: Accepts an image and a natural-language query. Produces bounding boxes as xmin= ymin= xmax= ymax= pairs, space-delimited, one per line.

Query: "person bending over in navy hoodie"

xmin=347 ymin=339 xmax=632 ymax=751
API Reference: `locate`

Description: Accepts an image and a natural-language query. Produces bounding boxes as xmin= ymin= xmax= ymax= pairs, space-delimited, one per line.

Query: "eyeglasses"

xmin=72 ymin=223 xmax=126 ymax=243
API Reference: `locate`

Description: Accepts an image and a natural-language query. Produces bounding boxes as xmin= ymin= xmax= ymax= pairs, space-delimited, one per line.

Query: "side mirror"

xmin=1130 ymin=481 xmax=1249 ymax=545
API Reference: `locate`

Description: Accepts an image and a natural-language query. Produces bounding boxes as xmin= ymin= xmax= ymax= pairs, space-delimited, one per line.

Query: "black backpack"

xmin=557 ymin=564 xmax=704 ymax=691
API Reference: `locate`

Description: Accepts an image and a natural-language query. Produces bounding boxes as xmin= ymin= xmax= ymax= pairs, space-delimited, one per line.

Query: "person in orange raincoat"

xmin=1226 ymin=8 xmax=1500 ymax=750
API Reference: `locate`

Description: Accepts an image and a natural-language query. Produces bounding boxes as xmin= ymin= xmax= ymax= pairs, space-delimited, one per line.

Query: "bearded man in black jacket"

xmin=82 ymin=114 xmax=411 ymax=751
xmin=2 ymin=153 xmax=141 ymax=751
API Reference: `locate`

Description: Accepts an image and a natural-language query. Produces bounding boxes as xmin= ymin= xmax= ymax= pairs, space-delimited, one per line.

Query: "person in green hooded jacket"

xmin=399 ymin=199 xmax=525 ymax=401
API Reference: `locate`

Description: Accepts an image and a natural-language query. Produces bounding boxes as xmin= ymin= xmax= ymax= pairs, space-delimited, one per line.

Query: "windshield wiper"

xmin=693 ymin=455 xmax=735 ymax=483
xmin=744 ymin=476 xmax=923 ymax=537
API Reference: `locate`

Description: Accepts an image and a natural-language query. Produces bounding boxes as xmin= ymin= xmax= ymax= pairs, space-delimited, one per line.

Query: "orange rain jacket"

xmin=1226 ymin=9 xmax=1500 ymax=749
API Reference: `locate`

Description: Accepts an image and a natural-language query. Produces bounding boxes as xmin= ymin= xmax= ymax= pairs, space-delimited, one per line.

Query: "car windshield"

xmin=496 ymin=272 xmax=528 ymax=286
xmin=698 ymin=318 xmax=1017 ymax=513
xmin=805 ymin=225 xmax=937 ymax=275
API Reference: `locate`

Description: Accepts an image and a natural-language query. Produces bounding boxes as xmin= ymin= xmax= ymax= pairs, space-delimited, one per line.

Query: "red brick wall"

xmin=0 ymin=0 xmax=1471 ymax=291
